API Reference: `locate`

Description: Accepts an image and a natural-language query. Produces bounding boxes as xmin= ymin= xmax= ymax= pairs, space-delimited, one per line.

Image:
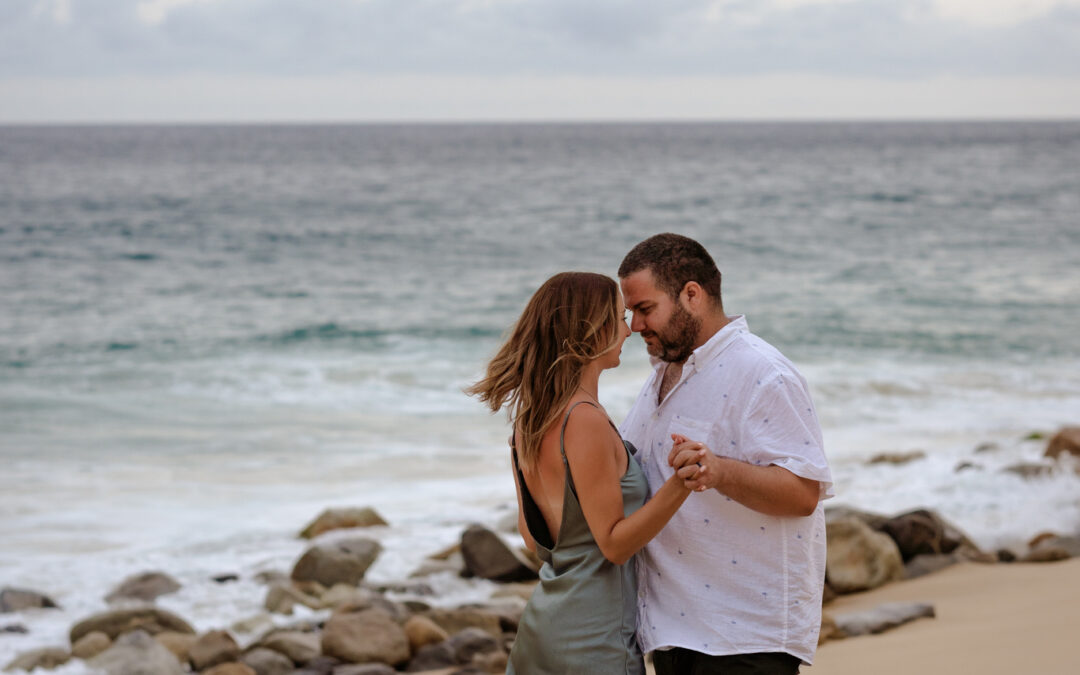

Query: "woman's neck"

xmin=577 ymin=365 xmax=602 ymax=401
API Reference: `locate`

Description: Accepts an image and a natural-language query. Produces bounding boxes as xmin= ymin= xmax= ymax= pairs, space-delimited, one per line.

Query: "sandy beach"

xmin=808 ymin=558 xmax=1080 ymax=674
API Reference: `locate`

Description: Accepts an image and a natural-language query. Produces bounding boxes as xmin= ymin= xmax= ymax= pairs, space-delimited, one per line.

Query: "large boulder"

xmin=3 ymin=647 xmax=70 ymax=672
xmin=291 ymin=538 xmax=382 ymax=587
xmin=88 ymin=630 xmax=186 ymax=675
xmin=824 ymin=506 xmax=890 ymax=531
xmin=460 ymin=524 xmax=538 ymax=582
xmin=70 ymin=606 xmax=195 ymax=643
xmin=190 ymin=630 xmax=242 ymax=670
xmin=825 ymin=516 xmax=905 ymax=594
xmin=0 ymin=587 xmax=59 ymax=613
xmin=300 ymin=508 xmax=389 ymax=539
xmin=321 ymin=609 xmax=410 ymax=666
xmin=1045 ymin=427 xmax=1080 ymax=460
xmin=877 ymin=509 xmax=980 ymax=562
xmin=105 ymin=571 xmax=181 ymax=604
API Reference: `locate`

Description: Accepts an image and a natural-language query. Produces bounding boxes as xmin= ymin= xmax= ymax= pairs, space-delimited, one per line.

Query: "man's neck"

xmin=691 ymin=310 xmax=731 ymax=352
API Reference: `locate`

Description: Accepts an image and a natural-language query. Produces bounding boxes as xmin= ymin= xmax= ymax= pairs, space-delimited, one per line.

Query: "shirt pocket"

xmin=666 ymin=415 xmax=715 ymax=453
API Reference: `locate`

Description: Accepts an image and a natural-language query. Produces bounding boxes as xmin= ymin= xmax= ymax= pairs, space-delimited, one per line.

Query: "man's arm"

xmin=670 ymin=434 xmax=820 ymax=517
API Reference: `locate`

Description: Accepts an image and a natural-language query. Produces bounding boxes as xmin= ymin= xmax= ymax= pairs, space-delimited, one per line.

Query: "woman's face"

xmin=596 ymin=291 xmax=632 ymax=370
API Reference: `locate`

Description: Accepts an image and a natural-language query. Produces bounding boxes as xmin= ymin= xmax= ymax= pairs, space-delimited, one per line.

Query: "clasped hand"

xmin=668 ymin=433 xmax=718 ymax=492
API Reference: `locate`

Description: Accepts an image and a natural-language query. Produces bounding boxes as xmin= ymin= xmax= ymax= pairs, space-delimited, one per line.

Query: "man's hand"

xmin=668 ymin=433 xmax=716 ymax=491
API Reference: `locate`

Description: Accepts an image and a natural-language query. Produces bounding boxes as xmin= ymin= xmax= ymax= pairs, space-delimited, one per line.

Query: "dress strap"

xmin=558 ymin=400 xmax=601 ymax=497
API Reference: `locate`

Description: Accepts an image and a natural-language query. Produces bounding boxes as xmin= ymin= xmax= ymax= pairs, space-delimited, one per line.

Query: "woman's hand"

xmin=668 ymin=433 xmax=717 ymax=492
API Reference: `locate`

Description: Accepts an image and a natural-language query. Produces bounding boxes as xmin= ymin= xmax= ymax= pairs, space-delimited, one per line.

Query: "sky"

xmin=1 ymin=0 xmax=1079 ymax=122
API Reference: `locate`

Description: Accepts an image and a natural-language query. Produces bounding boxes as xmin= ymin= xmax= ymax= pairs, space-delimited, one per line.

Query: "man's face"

xmin=620 ymin=269 xmax=700 ymax=363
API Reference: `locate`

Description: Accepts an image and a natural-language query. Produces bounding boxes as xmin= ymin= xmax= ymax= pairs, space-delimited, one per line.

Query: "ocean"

xmin=1 ymin=121 xmax=1079 ymax=667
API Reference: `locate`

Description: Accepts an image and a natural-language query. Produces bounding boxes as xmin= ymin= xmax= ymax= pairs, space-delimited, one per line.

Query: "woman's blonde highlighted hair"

xmin=467 ymin=272 xmax=622 ymax=472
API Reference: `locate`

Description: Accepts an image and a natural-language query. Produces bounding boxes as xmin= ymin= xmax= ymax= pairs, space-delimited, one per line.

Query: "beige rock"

xmin=71 ymin=631 xmax=112 ymax=659
xmin=1044 ymin=426 xmax=1080 ymax=460
xmin=321 ymin=609 xmax=410 ymax=666
xmin=291 ymin=538 xmax=382 ymax=587
xmin=404 ymin=615 xmax=450 ymax=653
xmin=0 ymin=587 xmax=59 ymax=613
xmin=259 ymin=630 xmax=321 ymax=665
xmin=190 ymin=630 xmax=241 ymax=670
xmin=489 ymin=582 xmax=537 ymax=603
xmin=818 ymin=613 xmax=841 ymax=644
xmin=825 ymin=516 xmax=905 ymax=594
xmin=105 ymin=571 xmax=181 ymax=604
xmin=320 ymin=583 xmax=373 ymax=610
xmin=1002 ymin=462 xmax=1055 ymax=479
xmin=240 ymin=647 xmax=294 ymax=675
xmin=300 ymin=507 xmax=389 ymax=539
xmin=832 ymin=602 xmax=935 ymax=637
xmin=867 ymin=450 xmax=926 ymax=466
xmin=70 ymin=606 xmax=195 ymax=643
xmin=202 ymin=664 xmax=256 ymax=675
xmin=89 ymin=630 xmax=185 ymax=675
xmin=155 ymin=631 xmax=197 ymax=662
xmin=419 ymin=608 xmax=503 ymax=638
xmin=264 ymin=582 xmax=322 ymax=615
xmin=231 ymin=612 xmax=274 ymax=636
xmin=3 ymin=647 xmax=70 ymax=672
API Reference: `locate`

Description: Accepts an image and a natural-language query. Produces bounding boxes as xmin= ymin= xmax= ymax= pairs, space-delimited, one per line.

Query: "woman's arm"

xmin=563 ymin=405 xmax=697 ymax=565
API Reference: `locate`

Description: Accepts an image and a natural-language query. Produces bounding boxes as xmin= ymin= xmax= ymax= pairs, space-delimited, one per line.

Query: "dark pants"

xmin=652 ymin=648 xmax=801 ymax=675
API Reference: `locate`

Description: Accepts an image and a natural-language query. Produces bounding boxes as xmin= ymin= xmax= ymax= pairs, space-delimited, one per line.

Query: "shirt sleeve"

xmin=740 ymin=371 xmax=834 ymax=501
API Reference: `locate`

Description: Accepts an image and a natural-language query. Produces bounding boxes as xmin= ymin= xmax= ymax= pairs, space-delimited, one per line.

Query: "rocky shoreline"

xmin=3 ymin=427 xmax=1079 ymax=674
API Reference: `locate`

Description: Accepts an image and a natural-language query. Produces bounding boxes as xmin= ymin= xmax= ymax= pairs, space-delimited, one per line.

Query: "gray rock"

xmin=300 ymin=508 xmax=389 ymax=539
xmin=0 ymin=587 xmax=59 ymax=613
xmin=2 ymin=647 xmax=69 ymax=672
xmin=446 ymin=627 xmax=500 ymax=664
xmin=291 ymin=538 xmax=382 ymax=587
xmin=832 ymin=602 xmax=935 ymax=637
xmin=241 ymin=648 xmax=295 ymax=675
xmin=105 ymin=571 xmax=181 ymax=604
xmin=1029 ymin=534 xmax=1080 ymax=558
xmin=866 ymin=450 xmax=926 ymax=466
xmin=904 ymin=553 xmax=962 ymax=579
xmin=333 ymin=665 xmax=397 ymax=675
xmin=70 ymin=606 xmax=195 ymax=643
xmin=88 ymin=629 xmax=185 ymax=675
xmin=259 ymin=630 xmax=321 ymax=665
xmin=190 ymin=630 xmax=241 ymax=670
xmin=1 ymin=624 xmax=28 ymax=634
xmin=460 ymin=524 xmax=538 ymax=583
xmin=825 ymin=516 xmax=905 ymax=594
xmin=878 ymin=509 xmax=980 ymax=562
xmin=405 ymin=642 xmax=456 ymax=672
xmin=1002 ymin=462 xmax=1055 ymax=479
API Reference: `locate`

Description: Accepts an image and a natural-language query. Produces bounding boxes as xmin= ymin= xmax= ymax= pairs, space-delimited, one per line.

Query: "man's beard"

xmin=643 ymin=301 xmax=700 ymax=363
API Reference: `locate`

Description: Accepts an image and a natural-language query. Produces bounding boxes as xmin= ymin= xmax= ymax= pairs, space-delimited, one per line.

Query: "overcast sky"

xmin=2 ymin=0 xmax=1079 ymax=122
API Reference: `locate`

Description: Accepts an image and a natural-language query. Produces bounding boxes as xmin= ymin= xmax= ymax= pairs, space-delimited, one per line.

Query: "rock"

xmin=832 ymin=602 xmax=935 ymax=637
xmin=265 ymin=582 xmax=323 ymax=615
xmin=489 ymin=582 xmax=537 ymax=603
xmin=105 ymin=571 xmax=182 ymax=604
xmin=155 ymin=631 xmax=196 ymax=663
xmin=954 ymin=461 xmax=981 ymax=472
xmin=300 ymin=508 xmax=389 ymax=539
xmin=974 ymin=442 xmax=1000 ymax=453
xmin=213 ymin=574 xmax=240 ymax=584
xmin=1045 ymin=427 xmax=1080 ymax=460
xmin=1002 ymin=462 xmax=1054 ymax=479
xmin=89 ymin=629 xmax=185 ymax=675
xmin=818 ymin=614 xmax=841 ymax=644
xmin=446 ymin=627 xmax=500 ymax=664
xmin=70 ymin=606 xmax=195 ymax=643
xmin=867 ymin=450 xmax=926 ymax=466
xmin=997 ymin=548 xmax=1018 ymax=563
xmin=332 ymin=595 xmax=409 ymax=623
xmin=1029 ymin=534 xmax=1080 ymax=557
xmin=241 ymin=648 xmax=295 ymax=675
xmin=71 ymin=631 xmax=113 ymax=659
xmin=495 ymin=511 xmax=520 ymax=534
xmin=904 ymin=553 xmax=962 ymax=580
xmin=292 ymin=538 xmax=382 ymax=587
xmin=320 ymin=584 xmax=374 ymax=610
xmin=259 ymin=630 xmax=321 ymax=665
xmin=293 ymin=655 xmax=342 ymax=674
xmin=231 ymin=612 xmax=274 ymax=636
xmin=409 ymin=558 xmax=463 ymax=578
xmin=824 ymin=506 xmax=889 ymax=531
xmin=878 ymin=509 xmax=981 ymax=562
xmin=1 ymin=624 xmax=28 ymax=634
xmin=404 ymin=615 xmax=450 ymax=653
xmin=2 ymin=647 xmax=69 ymax=672
xmin=190 ymin=630 xmax=242 ymax=670
xmin=419 ymin=608 xmax=504 ymax=638
xmin=406 ymin=642 xmax=456 ymax=671
xmin=472 ymin=649 xmax=509 ymax=672
xmin=1022 ymin=546 xmax=1072 ymax=563
xmin=321 ymin=609 xmax=410 ymax=666
xmin=821 ymin=582 xmax=837 ymax=605
xmin=460 ymin=525 xmax=538 ymax=583
xmin=254 ymin=571 xmax=289 ymax=586
xmin=203 ymin=664 xmax=256 ymax=675
xmin=371 ymin=581 xmax=436 ymax=597
xmin=333 ymin=665 xmax=398 ymax=675
xmin=825 ymin=516 xmax=905 ymax=594
xmin=0 ymin=588 xmax=59 ymax=613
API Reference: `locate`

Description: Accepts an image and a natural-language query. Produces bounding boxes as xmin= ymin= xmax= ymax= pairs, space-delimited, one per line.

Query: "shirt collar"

xmin=649 ymin=314 xmax=748 ymax=372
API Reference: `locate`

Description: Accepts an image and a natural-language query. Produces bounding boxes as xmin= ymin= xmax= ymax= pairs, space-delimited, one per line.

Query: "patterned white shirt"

xmin=619 ymin=315 xmax=833 ymax=664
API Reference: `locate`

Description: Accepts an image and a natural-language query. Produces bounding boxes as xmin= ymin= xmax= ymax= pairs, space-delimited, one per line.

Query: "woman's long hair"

xmin=467 ymin=272 xmax=622 ymax=472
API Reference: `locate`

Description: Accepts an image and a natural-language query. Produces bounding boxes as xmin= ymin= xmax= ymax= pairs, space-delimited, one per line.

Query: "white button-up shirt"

xmin=619 ymin=315 xmax=833 ymax=664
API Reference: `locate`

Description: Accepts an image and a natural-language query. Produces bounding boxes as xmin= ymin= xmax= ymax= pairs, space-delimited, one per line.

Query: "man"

xmin=618 ymin=233 xmax=833 ymax=674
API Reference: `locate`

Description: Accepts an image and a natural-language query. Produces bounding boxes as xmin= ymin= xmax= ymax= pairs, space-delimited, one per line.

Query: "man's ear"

xmin=681 ymin=281 xmax=704 ymax=309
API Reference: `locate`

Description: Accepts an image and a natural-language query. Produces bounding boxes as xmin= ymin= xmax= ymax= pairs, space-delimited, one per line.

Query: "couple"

xmin=470 ymin=234 xmax=833 ymax=674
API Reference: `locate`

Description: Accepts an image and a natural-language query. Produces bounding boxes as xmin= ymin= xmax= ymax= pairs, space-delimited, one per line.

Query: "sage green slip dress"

xmin=507 ymin=402 xmax=648 ymax=675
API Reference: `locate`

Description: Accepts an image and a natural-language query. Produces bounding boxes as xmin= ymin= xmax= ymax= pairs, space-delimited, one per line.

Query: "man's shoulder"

xmin=720 ymin=331 xmax=801 ymax=380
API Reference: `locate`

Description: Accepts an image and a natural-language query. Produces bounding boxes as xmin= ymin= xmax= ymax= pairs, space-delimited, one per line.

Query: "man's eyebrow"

xmin=628 ymin=300 xmax=652 ymax=311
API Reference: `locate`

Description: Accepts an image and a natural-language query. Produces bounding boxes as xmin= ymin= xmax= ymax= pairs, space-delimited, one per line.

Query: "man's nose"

xmin=630 ymin=313 xmax=645 ymax=332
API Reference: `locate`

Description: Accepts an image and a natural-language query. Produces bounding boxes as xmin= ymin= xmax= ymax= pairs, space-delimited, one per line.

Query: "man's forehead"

xmin=620 ymin=269 xmax=663 ymax=303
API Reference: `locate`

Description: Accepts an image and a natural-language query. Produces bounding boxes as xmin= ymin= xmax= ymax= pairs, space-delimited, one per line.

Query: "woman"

xmin=468 ymin=272 xmax=703 ymax=674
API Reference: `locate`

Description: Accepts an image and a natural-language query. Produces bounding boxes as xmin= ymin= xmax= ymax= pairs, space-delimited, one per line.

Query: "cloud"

xmin=0 ymin=0 xmax=1078 ymax=80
